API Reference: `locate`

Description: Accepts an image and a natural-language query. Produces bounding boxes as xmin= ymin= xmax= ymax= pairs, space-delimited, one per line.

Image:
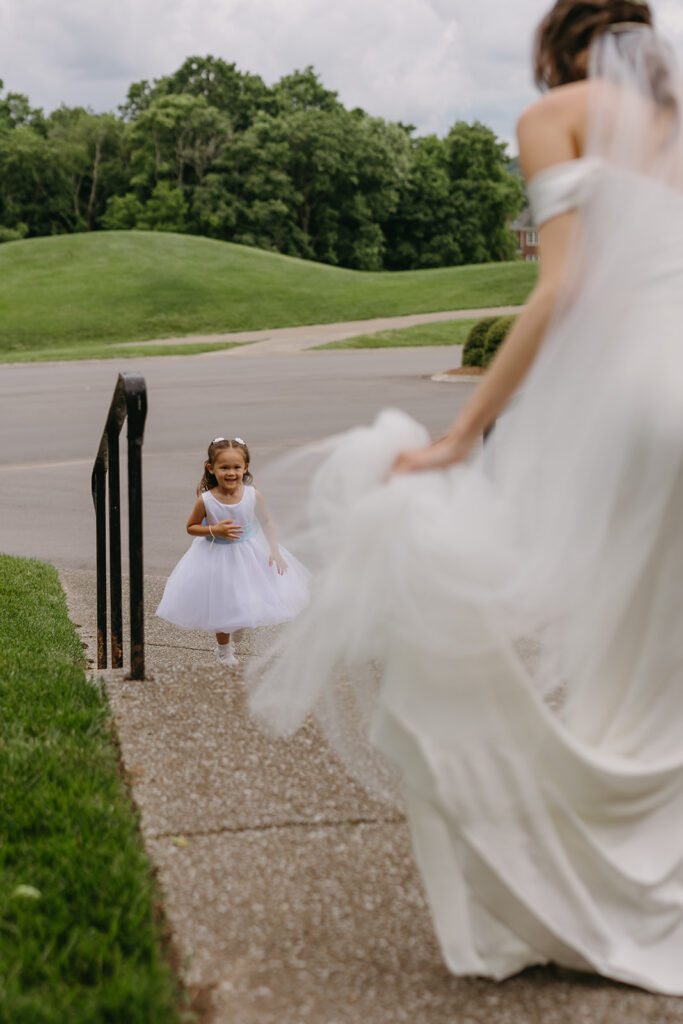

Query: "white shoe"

xmin=215 ymin=642 xmax=239 ymax=666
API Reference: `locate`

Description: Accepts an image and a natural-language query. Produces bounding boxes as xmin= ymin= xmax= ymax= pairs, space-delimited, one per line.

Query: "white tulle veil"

xmin=247 ymin=22 xmax=683 ymax=802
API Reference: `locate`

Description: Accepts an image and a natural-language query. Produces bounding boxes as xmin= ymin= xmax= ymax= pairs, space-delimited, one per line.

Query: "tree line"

xmin=0 ymin=57 xmax=524 ymax=271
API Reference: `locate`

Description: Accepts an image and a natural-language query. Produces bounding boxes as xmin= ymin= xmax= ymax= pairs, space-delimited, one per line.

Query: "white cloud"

xmin=0 ymin=0 xmax=681 ymax=152
xmin=0 ymin=0 xmax=534 ymax=144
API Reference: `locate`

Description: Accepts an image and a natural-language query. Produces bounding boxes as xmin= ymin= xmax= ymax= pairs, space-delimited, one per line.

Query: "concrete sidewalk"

xmin=61 ymin=569 xmax=683 ymax=1024
xmin=118 ymin=306 xmax=524 ymax=358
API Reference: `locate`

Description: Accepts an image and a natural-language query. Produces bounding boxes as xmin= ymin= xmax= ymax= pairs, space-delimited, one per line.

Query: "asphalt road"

xmin=0 ymin=346 xmax=473 ymax=574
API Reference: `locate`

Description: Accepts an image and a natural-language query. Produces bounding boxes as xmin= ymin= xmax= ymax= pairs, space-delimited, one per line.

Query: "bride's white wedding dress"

xmin=248 ymin=29 xmax=683 ymax=994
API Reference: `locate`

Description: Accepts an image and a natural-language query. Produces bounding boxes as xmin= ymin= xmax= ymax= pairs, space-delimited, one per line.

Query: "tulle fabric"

xmin=247 ymin=27 xmax=683 ymax=991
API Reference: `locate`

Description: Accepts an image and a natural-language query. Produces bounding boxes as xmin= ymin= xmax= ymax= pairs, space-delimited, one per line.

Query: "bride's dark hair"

xmin=534 ymin=0 xmax=653 ymax=89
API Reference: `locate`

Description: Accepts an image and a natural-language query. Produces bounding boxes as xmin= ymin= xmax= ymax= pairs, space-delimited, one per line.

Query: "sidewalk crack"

xmin=150 ymin=815 xmax=405 ymax=841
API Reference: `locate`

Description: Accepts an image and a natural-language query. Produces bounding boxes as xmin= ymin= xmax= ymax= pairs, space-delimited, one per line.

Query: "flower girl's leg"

xmin=215 ymin=632 xmax=238 ymax=666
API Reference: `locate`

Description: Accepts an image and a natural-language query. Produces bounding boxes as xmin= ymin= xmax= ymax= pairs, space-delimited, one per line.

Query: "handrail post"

xmin=126 ymin=383 xmax=147 ymax=681
xmin=93 ymin=463 xmax=107 ymax=669
xmin=92 ymin=373 xmax=147 ymax=679
xmin=108 ymin=420 xmax=123 ymax=669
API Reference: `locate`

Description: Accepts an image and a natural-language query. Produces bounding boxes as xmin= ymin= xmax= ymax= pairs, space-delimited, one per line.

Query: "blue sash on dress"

xmin=202 ymin=517 xmax=259 ymax=545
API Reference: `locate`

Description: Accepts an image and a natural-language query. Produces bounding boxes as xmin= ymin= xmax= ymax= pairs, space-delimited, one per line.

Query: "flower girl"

xmin=156 ymin=437 xmax=309 ymax=665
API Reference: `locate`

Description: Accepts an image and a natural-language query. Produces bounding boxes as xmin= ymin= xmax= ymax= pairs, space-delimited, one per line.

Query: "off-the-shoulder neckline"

xmin=527 ymin=156 xmax=602 ymax=189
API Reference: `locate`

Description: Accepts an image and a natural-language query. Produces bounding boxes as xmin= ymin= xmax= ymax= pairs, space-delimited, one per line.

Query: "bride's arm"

xmin=393 ymin=100 xmax=581 ymax=474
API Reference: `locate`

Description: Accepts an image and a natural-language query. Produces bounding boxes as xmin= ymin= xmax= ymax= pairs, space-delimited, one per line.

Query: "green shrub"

xmin=482 ymin=314 xmax=517 ymax=366
xmin=136 ymin=183 xmax=187 ymax=233
xmin=462 ymin=315 xmax=501 ymax=367
xmin=103 ymin=186 xmax=187 ymax=233
xmin=101 ymin=193 xmax=145 ymax=230
xmin=0 ymin=223 xmax=28 ymax=244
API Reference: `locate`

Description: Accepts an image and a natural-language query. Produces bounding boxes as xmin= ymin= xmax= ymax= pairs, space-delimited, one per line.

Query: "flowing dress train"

xmin=248 ymin=28 xmax=683 ymax=993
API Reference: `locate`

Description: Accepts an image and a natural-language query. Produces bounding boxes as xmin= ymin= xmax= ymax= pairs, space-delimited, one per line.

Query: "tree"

xmin=47 ymin=107 xmax=124 ymax=230
xmin=273 ymin=67 xmax=341 ymax=113
xmin=103 ymin=182 xmax=187 ymax=232
xmin=336 ymin=115 xmax=411 ymax=269
xmin=0 ymin=83 xmax=46 ymax=134
xmin=127 ymin=93 xmax=231 ymax=195
xmin=0 ymin=103 xmax=126 ymax=236
xmin=0 ymin=125 xmax=70 ymax=235
xmin=0 ymin=62 xmax=523 ymax=270
xmin=383 ymin=135 xmax=465 ymax=269
xmin=199 ymin=105 xmax=410 ymax=269
xmin=444 ymin=122 xmax=523 ymax=263
xmin=384 ymin=122 xmax=523 ymax=269
xmin=122 ymin=56 xmax=274 ymax=132
xmin=101 ymin=192 xmax=145 ymax=230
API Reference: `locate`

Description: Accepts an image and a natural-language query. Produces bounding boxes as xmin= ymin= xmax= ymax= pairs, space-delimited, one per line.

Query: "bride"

xmin=249 ymin=0 xmax=683 ymax=994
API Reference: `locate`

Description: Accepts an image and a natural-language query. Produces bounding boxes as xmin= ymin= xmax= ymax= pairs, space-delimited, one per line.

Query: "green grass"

xmin=0 ymin=340 xmax=251 ymax=364
xmin=0 ymin=555 xmax=185 ymax=1024
xmin=0 ymin=232 xmax=537 ymax=361
xmin=315 ymin=318 xmax=478 ymax=349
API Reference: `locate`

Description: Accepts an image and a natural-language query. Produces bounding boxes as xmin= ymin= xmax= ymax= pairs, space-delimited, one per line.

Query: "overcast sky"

xmin=1 ymin=0 xmax=682 ymax=153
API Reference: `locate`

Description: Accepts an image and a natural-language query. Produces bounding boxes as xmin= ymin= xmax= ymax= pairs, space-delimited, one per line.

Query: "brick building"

xmin=510 ymin=207 xmax=539 ymax=261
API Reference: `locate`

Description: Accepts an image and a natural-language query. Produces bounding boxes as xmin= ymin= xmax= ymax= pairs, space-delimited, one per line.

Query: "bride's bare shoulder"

xmin=517 ymin=82 xmax=593 ymax=180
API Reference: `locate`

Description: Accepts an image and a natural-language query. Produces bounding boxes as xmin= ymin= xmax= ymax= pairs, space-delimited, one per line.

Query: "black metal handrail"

xmin=91 ymin=373 xmax=147 ymax=680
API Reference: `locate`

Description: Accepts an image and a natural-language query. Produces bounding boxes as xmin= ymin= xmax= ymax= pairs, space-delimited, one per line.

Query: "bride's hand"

xmin=392 ymin=431 xmax=473 ymax=475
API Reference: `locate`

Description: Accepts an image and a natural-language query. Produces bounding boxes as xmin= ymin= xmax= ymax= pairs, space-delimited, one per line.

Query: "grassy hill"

xmin=0 ymin=232 xmax=537 ymax=362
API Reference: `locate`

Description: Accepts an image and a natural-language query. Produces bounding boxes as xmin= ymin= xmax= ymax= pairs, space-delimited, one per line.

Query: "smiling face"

xmin=208 ymin=448 xmax=247 ymax=493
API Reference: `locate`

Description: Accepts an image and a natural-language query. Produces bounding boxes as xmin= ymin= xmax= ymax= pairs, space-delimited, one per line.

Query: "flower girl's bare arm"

xmin=255 ymin=491 xmax=288 ymax=573
xmin=186 ymin=497 xmax=242 ymax=540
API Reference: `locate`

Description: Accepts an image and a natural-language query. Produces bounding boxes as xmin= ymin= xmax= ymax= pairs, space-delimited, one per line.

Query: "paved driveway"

xmin=0 ymin=345 xmax=472 ymax=574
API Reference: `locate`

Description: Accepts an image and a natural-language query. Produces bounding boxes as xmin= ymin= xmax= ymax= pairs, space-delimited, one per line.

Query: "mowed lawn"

xmin=0 ymin=231 xmax=537 ymax=361
xmin=315 ymin=318 xmax=479 ymax=349
xmin=0 ymin=555 xmax=184 ymax=1023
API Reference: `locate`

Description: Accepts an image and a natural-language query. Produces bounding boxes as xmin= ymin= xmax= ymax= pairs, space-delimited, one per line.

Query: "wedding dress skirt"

xmin=251 ymin=388 xmax=683 ymax=993
xmin=248 ymin=29 xmax=683 ymax=993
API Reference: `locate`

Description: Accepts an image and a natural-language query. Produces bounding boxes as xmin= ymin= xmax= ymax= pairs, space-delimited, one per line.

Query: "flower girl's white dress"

xmin=156 ymin=486 xmax=309 ymax=633
xmin=248 ymin=31 xmax=683 ymax=994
